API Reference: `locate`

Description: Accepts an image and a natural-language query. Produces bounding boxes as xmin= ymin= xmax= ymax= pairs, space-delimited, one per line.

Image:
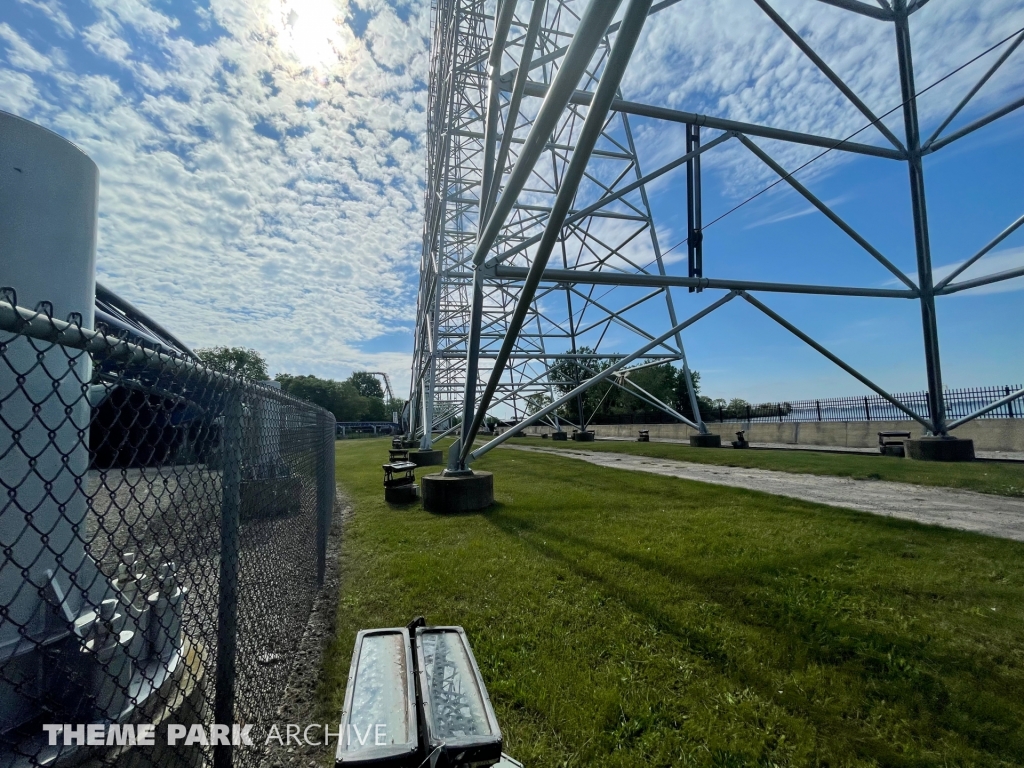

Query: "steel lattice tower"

xmin=410 ymin=0 xmax=1024 ymax=472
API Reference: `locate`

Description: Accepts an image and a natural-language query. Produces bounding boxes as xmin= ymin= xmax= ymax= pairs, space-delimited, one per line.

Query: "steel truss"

xmin=409 ymin=0 xmax=1024 ymax=471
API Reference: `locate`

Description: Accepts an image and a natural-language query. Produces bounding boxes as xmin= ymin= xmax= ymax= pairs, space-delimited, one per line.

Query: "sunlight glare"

xmin=268 ymin=0 xmax=348 ymax=74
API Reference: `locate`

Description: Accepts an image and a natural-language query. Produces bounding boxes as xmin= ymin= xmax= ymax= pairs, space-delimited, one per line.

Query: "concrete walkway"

xmin=503 ymin=444 xmax=1024 ymax=542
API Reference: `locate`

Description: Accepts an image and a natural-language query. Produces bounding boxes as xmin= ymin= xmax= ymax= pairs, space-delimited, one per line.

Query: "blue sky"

xmin=0 ymin=0 xmax=1021 ymax=404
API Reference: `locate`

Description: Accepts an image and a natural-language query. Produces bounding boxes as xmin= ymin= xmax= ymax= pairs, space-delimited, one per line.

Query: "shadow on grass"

xmin=483 ymin=507 xmax=1023 ymax=761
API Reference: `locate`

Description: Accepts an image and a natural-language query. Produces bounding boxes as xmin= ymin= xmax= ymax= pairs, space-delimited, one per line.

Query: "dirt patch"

xmin=506 ymin=445 xmax=1024 ymax=542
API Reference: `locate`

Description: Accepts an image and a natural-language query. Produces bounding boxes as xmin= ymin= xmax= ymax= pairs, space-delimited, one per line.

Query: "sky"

xmin=0 ymin=0 xmax=1022 ymax=405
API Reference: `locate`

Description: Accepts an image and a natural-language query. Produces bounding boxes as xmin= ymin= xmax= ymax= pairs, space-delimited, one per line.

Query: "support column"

xmin=452 ymin=268 xmax=485 ymax=471
xmin=894 ymin=0 xmax=946 ymax=435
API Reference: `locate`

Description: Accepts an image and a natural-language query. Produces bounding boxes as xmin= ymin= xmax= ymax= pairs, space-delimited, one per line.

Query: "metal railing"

xmin=589 ymin=385 xmax=1023 ymax=425
xmin=1 ymin=292 xmax=335 ymax=768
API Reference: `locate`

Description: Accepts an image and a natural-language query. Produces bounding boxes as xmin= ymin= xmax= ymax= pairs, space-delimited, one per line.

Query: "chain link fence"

xmin=0 ymin=290 xmax=335 ymax=768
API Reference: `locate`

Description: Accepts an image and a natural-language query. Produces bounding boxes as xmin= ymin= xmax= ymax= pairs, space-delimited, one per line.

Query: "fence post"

xmin=815 ymin=400 xmax=822 ymax=421
xmin=316 ymin=411 xmax=334 ymax=587
xmin=215 ymin=391 xmax=243 ymax=768
xmin=864 ymin=396 xmax=871 ymax=421
xmin=1007 ymin=386 xmax=1015 ymax=419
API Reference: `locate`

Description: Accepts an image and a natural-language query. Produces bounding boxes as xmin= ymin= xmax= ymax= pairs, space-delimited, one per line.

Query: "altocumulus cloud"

xmin=3 ymin=0 xmax=1024 ymax=391
xmin=621 ymin=0 xmax=1024 ymax=193
xmin=0 ymin=0 xmax=428 ymax=388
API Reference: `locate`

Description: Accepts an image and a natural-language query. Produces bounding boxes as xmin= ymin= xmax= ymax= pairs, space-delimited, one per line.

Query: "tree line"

xmin=194 ymin=347 xmax=404 ymax=422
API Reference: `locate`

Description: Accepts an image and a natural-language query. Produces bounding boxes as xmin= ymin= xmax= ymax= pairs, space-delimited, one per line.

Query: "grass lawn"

xmin=320 ymin=438 xmax=1024 ymax=767
xmin=519 ymin=437 xmax=1024 ymax=497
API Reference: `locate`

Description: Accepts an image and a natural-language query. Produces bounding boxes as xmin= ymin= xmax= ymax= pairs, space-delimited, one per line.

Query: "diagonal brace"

xmin=739 ymin=292 xmax=934 ymax=431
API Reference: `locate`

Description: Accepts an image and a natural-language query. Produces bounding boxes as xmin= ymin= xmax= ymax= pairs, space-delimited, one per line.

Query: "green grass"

xmin=520 ymin=437 xmax=1024 ymax=497
xmin=320 ymin=438 xmax=1024 ymax=767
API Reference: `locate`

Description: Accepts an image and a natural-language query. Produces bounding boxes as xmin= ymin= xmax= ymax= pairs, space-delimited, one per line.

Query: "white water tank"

xmin=0 ymin=111 xmax=99 ymax=727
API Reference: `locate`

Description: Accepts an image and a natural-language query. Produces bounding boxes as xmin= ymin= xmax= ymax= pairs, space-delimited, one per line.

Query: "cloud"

xmin=0 ymin=23 xmax=57 ymax=72
xmin=15 ymin=0 xmax=74 ymax=37
xmin=0 ymin=68 xmax=42 ymax=112
xmin=3 ymin=0 xmax=1023 ymax=401
xmin=82 ymin=21 xmax=133 ymax=63
xmin=0 ymin=0 xmax=430 ymax=395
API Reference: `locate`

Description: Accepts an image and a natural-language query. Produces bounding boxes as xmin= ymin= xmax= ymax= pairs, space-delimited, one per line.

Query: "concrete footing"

xmin=905 ymin=437 xmax=975 ymax=462
xmin=384 ymin=484 xmax=419 ymax=504
xmin=551 ymin=432 xmax=568 ymax=441
xmin=422 ymin=471 xmax=493 ymax=513
xmin=573 ymin=431 xmax=595 ymax=442
xmin=689 ymin=434 xmax=722 ymax=448
xmin=409 ymin=449 xmax=443 ymax=467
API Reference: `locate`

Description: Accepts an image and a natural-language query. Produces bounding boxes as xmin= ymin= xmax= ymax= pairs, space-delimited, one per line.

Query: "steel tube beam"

xmin=946 ymin=386 xmax=1024 ymax=430
xmin=511 ymin=81 xmax=906 ymax=160
xmin=619 ymin=375 xmax=699 ymax=429
xmin=479 ymin=0 xmax=520 ymax=229
xmin=95 ymin=283 xmax=198 ymax=360
xmin=926 ymin=93 xmax=1024 ymax=153
xmin=471 ymin=0 xmax=625 ymax=267
xmin=738 ymin=135 xmax=917 ymax=289
xmin=456 ymin=269 xmax=486 ymax=461
xmin=571 ymin=357 xmax=697 ymax=428
xmin=469 ymin=292 xmax=739 ymax=461
xmin=491 ymin=265 xmax=918 ymax=298
xmin=934 ymin=213 xmax=1024 ymax=291
xmin=895 ymin=0 xmax=945 ymax=434
xmin=752 ymin=0 xmax=905 ymax=152
xmin=937 ymin=265 xmax=1024 ymax=295
xmin=460 ymin=0 xmax=650 ymax=465
xmin=607 ymin=0 xmax=684 ymax=33
xmin=485 ymin=131 xmax=734 ymax=267
xmin=815 ymin=0 xmax=892 ymax=20
xmin=619 ymin=105 xmax=707 ymax=432
xmin=924 ymin=30 xmax=1024 ymax=149
xmin=739 ymin=292 xmax=933 ymax=430
xmin=523 ymin=0 xmax=686 ymax=75
xmin=482 ymin=0 xmax=546 ymax=222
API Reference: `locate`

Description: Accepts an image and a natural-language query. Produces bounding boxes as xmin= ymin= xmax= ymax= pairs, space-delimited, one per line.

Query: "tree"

xmin=276 ymin=372 xmax=395 ymax=422
xmin=349 ymin=371 xmax=384 ymax=399
xmin=525 ymin=392 xmax=552 ymax=415
xmin=616 ymin=362 xmax=676 ymax=417
xmin=547 ymin=348 xmax=613 ymax=425
xmin=277 ymin=374 xmax=362 ymax=420
xmin=673 ymin=368 xmax=700 ymax=412
xmin=195 ymin=347 xmax=268 ymax=381
xmin=727 ymin=398 xmax=751 ymax=419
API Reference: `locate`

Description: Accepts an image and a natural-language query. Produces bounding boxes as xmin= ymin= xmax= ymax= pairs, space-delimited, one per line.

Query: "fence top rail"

xmin=0 ymin=293 xmax=335 ymax=418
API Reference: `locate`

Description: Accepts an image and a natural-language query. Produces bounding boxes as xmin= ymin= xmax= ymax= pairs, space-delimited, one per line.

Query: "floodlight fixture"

xmin=414 ymin=626 xmax=503 ymax=767
xmin=336 ymin=628 xmax=419 ymax=767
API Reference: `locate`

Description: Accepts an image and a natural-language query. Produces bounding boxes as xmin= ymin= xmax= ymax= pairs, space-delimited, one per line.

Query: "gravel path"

xmin=504 ymin=445 xmax=1024 ymax=542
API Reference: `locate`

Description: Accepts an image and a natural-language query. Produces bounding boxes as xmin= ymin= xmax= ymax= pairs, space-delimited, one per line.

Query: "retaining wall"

xmin=523 ymin=418 xmax=1024 ymax=453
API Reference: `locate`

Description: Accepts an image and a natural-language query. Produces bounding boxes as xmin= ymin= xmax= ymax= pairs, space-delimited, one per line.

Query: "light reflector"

xmin=336 ymin=628 xmax=418 ymax=766
xmin=415 ymin=626 xmax=502 ymax=765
